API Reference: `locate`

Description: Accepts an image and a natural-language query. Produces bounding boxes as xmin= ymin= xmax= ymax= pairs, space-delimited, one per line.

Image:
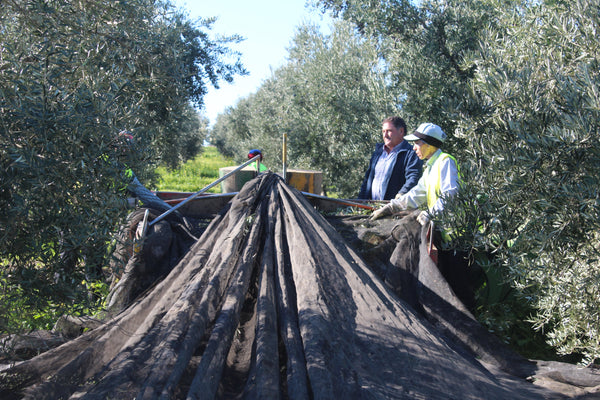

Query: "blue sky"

xmin=172 ymin=0 xmax=333 ymax=126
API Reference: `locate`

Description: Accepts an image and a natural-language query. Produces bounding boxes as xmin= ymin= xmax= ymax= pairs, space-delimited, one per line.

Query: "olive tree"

xmin=211 ymin=21 xmax=396 ymax=197
xmin=315 ymin=0 xmax=496 ymax=134
xmin=0 ymin=0 xmax=244 ymax=328
xmin=210 ymin=96 xmax=255 ymax=159
xmin=317 ymin=0 xmax=600 ymax=363
xmin=454 ymin=0 xmax=600 ymax=364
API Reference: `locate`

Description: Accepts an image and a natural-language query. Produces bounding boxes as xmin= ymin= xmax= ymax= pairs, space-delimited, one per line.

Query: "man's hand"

xmin=416 ymin=210 xmax=430 ymax=226
xmin=370 ymin=204 xmax=393 ymax=221
xmin=394 ymin=192 xmax=403 ymax=200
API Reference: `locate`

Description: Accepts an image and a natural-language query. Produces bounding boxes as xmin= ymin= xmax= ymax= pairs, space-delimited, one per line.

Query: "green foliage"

xmin=155 ymin=107 xmax=210 ymax=171
xmin=155 ymin=146 xmax=234 ymax=192
xmin=210 ymin=96 xmax=254 ymax=159
xmin=315 ymin=0 xmax=493 ymax=135
xmin=317 ymin=0 xmax=600 ymax=363
xmin=0 ymin=265 xmax=108 ymax=333
xmin=455 ymin=0 xmax=600 ymax=364
xmin=0 ymin=0 xmax=245 ymax=332
xmin=210 ymin=21 xmax=396 ymax=197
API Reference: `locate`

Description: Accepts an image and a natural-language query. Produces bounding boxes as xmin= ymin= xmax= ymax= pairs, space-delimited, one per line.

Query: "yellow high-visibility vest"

xmin=423 ymin=152 xmax=460 ymax=212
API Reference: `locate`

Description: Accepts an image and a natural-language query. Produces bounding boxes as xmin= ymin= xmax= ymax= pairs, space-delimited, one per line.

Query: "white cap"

xmin=404 ymin=123 xmax=447 ymax=147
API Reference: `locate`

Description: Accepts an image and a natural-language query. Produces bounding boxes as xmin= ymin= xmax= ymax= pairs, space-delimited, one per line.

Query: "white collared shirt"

xmin=371 ymin=144 xmax=401 ymax=200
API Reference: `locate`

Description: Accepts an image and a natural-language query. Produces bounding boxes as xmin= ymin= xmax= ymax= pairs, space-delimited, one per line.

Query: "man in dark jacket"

xmin=358 ymin=116 xmax=423 ymax=200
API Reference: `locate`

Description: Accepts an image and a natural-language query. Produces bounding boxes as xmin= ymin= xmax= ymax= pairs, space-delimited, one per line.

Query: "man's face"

xmin=382 ymin=122 xmax=404 ymax=149
xmin=412 ymin=139 xmax=437 ymax=160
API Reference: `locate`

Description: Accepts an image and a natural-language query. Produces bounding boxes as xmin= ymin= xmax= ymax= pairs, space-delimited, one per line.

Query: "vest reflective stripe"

xmin=423 ymin=152 xmax=459 ymax=211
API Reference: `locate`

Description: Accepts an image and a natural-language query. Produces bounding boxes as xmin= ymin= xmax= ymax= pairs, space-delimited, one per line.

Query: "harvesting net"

xmin=1 ymin=172 xmax=598 ymax=399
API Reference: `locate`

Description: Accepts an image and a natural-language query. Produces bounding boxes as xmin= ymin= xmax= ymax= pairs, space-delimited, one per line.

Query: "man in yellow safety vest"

xmin=370 ymin=122 xmax=460 ymax=225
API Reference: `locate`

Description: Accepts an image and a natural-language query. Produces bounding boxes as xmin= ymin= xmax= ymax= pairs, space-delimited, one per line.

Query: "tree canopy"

xmin=211 ymin=21 xmax=396 ymax=197
xmin=454 ymin=0 xmax=600 ymax=364
xmin=0 ymin=0 xmax=245 ymax=327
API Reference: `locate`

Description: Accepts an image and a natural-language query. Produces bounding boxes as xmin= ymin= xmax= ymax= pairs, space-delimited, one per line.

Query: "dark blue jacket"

xmin=358 ymin=141 xmax=423 ymax=200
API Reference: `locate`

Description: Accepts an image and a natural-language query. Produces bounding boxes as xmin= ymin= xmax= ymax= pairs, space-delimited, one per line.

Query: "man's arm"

xmin=370 ymin=176 xmax=426 ymax=220
xmin=358 ymin=166 xmax=371 ymax=199
xmin=358 ymin=146 xmax=381 ymax=199
xmin=398 ymin=150 xmax=423 ymax=195
xmin=389 ymin=175 xmax=427 ymax=212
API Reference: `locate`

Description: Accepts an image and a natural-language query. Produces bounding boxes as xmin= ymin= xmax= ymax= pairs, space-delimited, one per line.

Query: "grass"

xmin=154 ymin=146 xmax=234 ymax=193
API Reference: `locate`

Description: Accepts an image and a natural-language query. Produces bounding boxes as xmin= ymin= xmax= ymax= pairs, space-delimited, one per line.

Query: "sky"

xmin=172 ymin=0 xmax=333 ymax=126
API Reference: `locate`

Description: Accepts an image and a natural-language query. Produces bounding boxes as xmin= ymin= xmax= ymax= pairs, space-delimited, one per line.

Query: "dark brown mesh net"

xmin=1 ymin=173 xmax=598 ymax=399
